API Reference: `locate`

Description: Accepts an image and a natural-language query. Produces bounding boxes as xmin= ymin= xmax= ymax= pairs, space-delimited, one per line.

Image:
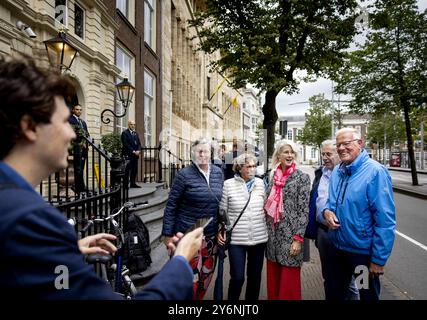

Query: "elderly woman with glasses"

xmin=264 ymin=140 xmax=310 ymax=300
xmin=162 ymin=138 xmax=224 ymax=300
xmin=217 ymin=153 xmax=268 ymax=300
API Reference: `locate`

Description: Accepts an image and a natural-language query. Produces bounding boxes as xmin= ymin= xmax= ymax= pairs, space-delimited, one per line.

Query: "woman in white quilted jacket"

xmin=217 ymin=153 xmax=268 ymax=300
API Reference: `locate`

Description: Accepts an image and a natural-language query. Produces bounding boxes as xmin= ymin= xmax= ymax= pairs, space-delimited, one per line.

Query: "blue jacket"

xmin=325 ymin=149 xmax=396 ymax=266
xmin=162 ymin=163 xmax=224 ymax=237
xmin=0 ymin=165 xmax=193 ymax=300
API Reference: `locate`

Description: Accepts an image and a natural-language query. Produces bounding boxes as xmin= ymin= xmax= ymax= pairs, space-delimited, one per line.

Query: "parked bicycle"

xmin=69 ymin=201 xmax=137 ymax=299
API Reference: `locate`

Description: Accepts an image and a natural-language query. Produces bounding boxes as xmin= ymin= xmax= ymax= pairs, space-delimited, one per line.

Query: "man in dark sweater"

xmin=0 ymin=55 xmax=202 ymax=300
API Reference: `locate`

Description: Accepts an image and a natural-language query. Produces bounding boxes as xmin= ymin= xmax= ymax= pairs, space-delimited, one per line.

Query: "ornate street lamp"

xmin=44 ymin=30 xmax=78 ymax=72
xmin=101 ymin=77 xmax=135 ymax=124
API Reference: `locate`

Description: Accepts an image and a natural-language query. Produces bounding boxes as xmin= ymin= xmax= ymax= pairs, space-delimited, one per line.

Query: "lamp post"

xmin=101 ymin=77 xmax=135 ymax=124
xmin=44 ymin=30 xmax=78 ymax=73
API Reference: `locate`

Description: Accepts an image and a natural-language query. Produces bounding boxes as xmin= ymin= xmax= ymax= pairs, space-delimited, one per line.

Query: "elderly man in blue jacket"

xmin=322 ymin=128 xmax=396 ymax=300
xmin=0 ymin=55 xmax=202 ymax=300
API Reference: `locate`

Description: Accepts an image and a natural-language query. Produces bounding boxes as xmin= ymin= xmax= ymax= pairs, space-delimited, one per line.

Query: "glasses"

xmin=321 ymin=152 xmax=334 ymax=158
xmin=336 ymin=139 xmax=358 ymax=149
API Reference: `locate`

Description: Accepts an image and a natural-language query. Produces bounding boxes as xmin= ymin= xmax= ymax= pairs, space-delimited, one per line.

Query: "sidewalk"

xmin=392 ymin=180 xmax=427 ymax=200
xmin=204 ymin=241 xmax=410 ymax=300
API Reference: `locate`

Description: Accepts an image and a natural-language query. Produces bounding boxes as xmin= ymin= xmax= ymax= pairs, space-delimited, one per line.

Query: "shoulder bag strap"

xmin=230 ymin=191 xmax=252 ymax=232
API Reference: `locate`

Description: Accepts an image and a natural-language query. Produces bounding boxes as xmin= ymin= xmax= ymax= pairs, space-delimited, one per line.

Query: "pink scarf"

xmin=264 ymin=163 xmax=296 ymax=224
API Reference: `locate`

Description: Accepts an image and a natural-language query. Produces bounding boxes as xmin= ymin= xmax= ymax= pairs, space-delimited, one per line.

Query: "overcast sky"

xmin=273 ymin=0 xmax=427 ymax=117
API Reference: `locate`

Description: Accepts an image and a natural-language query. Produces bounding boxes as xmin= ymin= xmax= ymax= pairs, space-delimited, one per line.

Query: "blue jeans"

xmin=228 ymin=243 xmax=266 ymax=301
xmin=328 ymin=244 xmax=381 ymax=301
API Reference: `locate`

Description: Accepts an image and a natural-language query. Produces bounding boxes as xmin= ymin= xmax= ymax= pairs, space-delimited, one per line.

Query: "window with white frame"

xmin=144 ymin=0 xmax=156 ymax=50
xmin=117 ymin=0 xmax=135 ymax=24
xmin=116 ymin=0 xmax=128 ymax=17
xmin=55 ymin=0 xmax=68 ymax=26
xmin=74 ymin=3 xmax=85 ymax=39
xmin=144 ymin=69 xmax=156 ymax=146
xmin=115 ymin=45 xmax=134 ymax=132
xmin=287 ymin=129 xmax=293 ymax=141
xmin=311 ymin=148 xmax=317 ymax=159
xmin=297 ymin=129 xmax=303 ymax=140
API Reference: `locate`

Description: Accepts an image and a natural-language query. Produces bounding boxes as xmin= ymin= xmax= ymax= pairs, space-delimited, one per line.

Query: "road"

xmin=386 ymin=193 xmax=427 ymax=299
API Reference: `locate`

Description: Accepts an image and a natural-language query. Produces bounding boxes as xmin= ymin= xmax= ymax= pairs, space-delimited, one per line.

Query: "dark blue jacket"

xmin=305 ymin=167 xmax=323 ymax=240
xmin=121 ymin=129 xmax=142 ymax=158
xmin=0 ymin=168 xmax=193 ymax=300
xmin=162 ymin=164 xmax=224 ymax=237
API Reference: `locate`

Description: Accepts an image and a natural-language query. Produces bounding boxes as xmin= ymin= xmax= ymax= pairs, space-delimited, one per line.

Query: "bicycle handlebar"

xmin=92 ymin=201 xmax=134 ymax=223
xmin=68 ymin=202 xmax=134 ymax=238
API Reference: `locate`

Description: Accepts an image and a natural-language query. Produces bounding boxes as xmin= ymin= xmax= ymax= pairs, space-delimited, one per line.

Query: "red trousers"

xmin=267 ymin=259 xmax=301 ymax=300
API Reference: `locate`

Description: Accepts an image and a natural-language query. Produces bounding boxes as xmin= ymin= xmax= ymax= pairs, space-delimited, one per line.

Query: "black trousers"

xmin=73 ymin=146 xmax=86 ymax=193
xmin=126 ymin=155 xmax=139 ymax=186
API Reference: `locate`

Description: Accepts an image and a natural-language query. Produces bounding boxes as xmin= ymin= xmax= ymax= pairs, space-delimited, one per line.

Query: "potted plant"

xmin=101 ymin=133 xmax=122 ymax=156
xmin=101 ymin=133 xmax=124 ymax=171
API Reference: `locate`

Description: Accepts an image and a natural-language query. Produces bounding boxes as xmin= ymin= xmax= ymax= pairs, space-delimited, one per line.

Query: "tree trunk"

xmin=262 ymin=90 xmax=279 ymax=173
xmin=403 ymin=103 xmax=418 ymax=185
xmin=396 ymin=23 xmax=418 ymax=185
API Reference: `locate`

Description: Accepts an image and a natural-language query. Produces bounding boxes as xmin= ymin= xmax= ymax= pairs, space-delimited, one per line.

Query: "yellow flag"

xmin=94 ymin=163 xmax=105 ymax=189
xmin=231 ymin=95 xmax=238 ymax=108
xmin=209 ymin=77 xmax=227 ymax=100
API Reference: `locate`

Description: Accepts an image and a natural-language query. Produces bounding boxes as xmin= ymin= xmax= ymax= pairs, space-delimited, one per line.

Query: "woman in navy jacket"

xmin=162 ymin=138 xmax=224 ymax=300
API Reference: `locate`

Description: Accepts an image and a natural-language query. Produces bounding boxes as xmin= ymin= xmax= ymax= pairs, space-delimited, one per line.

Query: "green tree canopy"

xmin=190 ymin=0 xmax=360 ymax=162
xmin=297 ymin=94 xmax=332 ymax=150
xmin=366 ymin=112 xmax=406 ymax=149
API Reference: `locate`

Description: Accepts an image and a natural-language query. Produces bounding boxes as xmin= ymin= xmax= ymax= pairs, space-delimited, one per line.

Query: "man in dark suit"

xmin=69 ymin=104 xmax=90 ymax=193
xmin=0 ymin=55 xmax=202 ymax=300
xmin=121 ymin=120 xmax=142 ymax=188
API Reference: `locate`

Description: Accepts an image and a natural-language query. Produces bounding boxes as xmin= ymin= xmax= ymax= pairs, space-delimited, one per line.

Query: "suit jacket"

xmin=0 ymin=166 xmax=193 ymax=300
xmin=69 ymin=115 xmax=89 ymax=157
xmin=121 ymin=129 xmax=142 ymax=158
xmin=69 ymin=115 xmax=89 ymax=136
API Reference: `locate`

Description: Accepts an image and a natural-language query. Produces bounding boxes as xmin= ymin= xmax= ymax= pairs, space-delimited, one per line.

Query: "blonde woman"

xmin=264 ymin=140 xmax=310 ymax=300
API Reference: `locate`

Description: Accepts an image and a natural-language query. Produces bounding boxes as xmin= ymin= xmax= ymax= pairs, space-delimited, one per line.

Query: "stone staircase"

xmin=126 ymin=182 xmax=170 ymax=285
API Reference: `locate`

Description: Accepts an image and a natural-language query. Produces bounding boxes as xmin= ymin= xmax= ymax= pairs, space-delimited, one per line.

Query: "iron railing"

xmin=38 ymin=136 xmax=128 ymax=235
xmin=138 ymin=144 xmax=191 ymax=188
